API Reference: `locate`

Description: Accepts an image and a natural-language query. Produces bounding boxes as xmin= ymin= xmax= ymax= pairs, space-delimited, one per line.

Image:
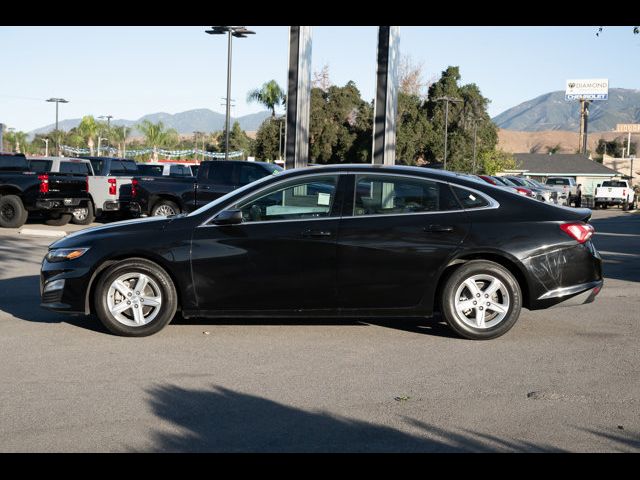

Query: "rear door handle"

xmin=424 ymin=224 xmax=454 ymax=233
xmin=200 ymin=185 xmax=212 ymax=190
xmin=302 ymin=228 xmax=332 ymax=238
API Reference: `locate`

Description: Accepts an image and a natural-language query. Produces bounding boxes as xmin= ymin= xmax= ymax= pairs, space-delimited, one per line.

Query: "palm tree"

xmin=111 ymin=125 xmax=132 ymax=158
xmin=136 ymin=120 xmax=179 ymax=161
xmin=14 ymin=131 xmax=29 ymax=154
xmin=77 ymin=116 xmax=99 ymax=156
xmin=247 ymin=80 xmax=286 ymax=118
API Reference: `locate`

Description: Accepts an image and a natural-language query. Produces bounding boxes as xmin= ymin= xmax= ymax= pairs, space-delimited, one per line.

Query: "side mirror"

xmin=213 ymin=209 xmax=243 ymax=225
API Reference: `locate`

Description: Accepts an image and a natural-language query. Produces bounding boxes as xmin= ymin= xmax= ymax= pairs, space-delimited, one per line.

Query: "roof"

xmin=510 ymin=154 xmax=621 ymax=176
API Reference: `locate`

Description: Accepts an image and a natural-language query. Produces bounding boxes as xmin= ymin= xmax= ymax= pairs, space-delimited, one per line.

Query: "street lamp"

xmin=97 ymin=137 xmax=109 ymax=156
xmin=434 ymin=96 xmax=462 ymax=170
xmin=99 ymin=115 xmax=113 ymax=149
xmin=46 ymin=97 xmax=69 ymax=156
xmin=41 ymin=138 xmax=50 ymax=157
xmin=205 ymin=26 xmax=255 ymax=160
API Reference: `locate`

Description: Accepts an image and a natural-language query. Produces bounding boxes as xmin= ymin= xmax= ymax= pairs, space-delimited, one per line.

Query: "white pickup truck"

xmin=594 ymin=180 xmax=637 ymax=210
xmin=544 ymin=177 xmax=577 ymax=206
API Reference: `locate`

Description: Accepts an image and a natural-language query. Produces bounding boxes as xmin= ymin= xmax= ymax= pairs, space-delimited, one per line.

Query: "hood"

xmin=50 ymin=215 xmax=174 ymax=249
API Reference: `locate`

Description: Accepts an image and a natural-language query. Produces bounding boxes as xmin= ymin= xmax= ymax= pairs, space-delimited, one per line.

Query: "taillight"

xmin=38 ymin=174 xmax=49 ymax=193
xmin=560 ymin=222 xmax=594 ymax=244
xmin=108 ymin=178 xmax=117 ymax=195
xmin=131 ymin=178 xmax=138 ymax=198
xmin=515 ymin=187 xmax=534 ymax=197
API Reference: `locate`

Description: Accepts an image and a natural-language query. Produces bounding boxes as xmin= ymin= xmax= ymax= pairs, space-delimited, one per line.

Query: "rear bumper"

xmin=35 ymin=197 xmax=88 ymax=212
xmin=539 ymin=280 xmax=603 ymax=308
xmin=595 ymin=198 xmax=624 ymax=205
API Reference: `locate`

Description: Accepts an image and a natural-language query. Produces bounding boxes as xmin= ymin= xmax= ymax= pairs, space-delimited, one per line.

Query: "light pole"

xmin=97 ymin=137 xmax=109 ymax=156
xmin=46 ymin=97 xmax=69 ymax=156
xmin=434 ymin=96 xmax=462 ymax=170
xmin=99 ymin=115 xmax=113 ymax=150
xmin=205 ymin=26 xmax=255 ymax=160
xmin=41 ymin=138 xmax=50 ymax=156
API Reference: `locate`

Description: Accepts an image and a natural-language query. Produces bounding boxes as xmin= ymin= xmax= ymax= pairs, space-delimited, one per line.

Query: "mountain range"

xmin=493 ymin=88 xmax=640 ymax=132
xmin=28 ymin=109 xmax=272 ymax=137
xmin=27 ymin=87 xmax=639 ymax=137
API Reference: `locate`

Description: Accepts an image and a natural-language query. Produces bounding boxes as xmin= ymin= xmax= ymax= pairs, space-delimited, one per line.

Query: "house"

xmin=500 ymin=153 xmax=626 ymax=196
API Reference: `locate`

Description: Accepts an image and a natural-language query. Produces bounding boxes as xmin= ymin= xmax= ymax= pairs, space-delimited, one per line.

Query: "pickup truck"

xmin=129 ymin=160 xmax=282 ymax=216
xmin=544 ymin=177 xmax=577 ymax=205
xmin=594 ymin=180 xmax=637 ymax=210
xmin=28 ymin=156 xmax=96 ymax=225
xmin=78 ymin=156 xmax=139 ymax=220
xmin=0 ymin=153 xmax=90 ymax=228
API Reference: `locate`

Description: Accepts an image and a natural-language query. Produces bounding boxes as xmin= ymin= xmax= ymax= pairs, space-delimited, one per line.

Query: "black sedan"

xmin=40 ymin=164 xmax=603 ymax=339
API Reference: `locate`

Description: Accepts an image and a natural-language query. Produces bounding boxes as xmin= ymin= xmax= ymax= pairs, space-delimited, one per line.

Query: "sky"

xmin=1 ymin=26 xmax=638 ymax=132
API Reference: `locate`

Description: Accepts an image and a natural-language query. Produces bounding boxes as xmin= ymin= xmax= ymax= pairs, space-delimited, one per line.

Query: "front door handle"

xmin=424 ymin=224 xmax=454 ymax=233
xmin=302 ymin=228 xmax=332 ymax=238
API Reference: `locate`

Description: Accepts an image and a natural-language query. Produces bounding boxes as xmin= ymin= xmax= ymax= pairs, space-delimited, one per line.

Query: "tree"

xmin=596 ymin=137 xmax=636 ymax=157
xmin=254 ymin=118 xmax=283 ymax=161
xmin=546 ymin=144 xmax=562 ymax=154
xmin=247 ymin=80 xmax=286 ymax=118
xmin=398 ymin=54 xmax=427 ymax=98
xmin=136 ymin=120 xmax=179 ymax=161
xmin=218 ymin=121 xmax=253 ymax=158
xmin=395 ymin=92 xmax=432 ymax=165
xmin=312 ymin=64 xmax=332 ymax=91
xmin=111 ymin=125 xmax=132 ymax=158
xmin=77 ymin=116 xmax=99 ymax=156
xmin=479 ymin=149 xmax=517 ymax=175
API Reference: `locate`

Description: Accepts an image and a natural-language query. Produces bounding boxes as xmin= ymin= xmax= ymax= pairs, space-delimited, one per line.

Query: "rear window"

xmin=0 ymin=154 xmax=29 ymax=171
xmin=450 ymin=186 xmax=490 ymax=209
xmin=546 ymin=178 xmax=570 ymax=186
xmin=60 ymin=161 xmax=91 ymax=175
xmin=29 ymin=159 xmax=53 ymax=173
xmin=138 ymin=164 xmax=164 ymax=176
xmin=601 ymin=181 xmax=627 ymax=187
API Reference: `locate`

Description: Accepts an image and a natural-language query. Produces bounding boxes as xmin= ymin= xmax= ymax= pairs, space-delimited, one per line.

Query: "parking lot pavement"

xmin=0 ymin=210 xmax=638 ymax=452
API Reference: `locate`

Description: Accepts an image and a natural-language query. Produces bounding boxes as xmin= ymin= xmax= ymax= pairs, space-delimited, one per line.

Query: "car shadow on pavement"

xmin=140 ymin=383 xmax=561 ymax=452
xmin=0 ymin=274 xmax=109 ymax=334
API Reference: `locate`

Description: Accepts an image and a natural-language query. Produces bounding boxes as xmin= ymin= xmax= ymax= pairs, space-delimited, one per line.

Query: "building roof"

xmin=509 ymin=154 xmax=621 ymax=176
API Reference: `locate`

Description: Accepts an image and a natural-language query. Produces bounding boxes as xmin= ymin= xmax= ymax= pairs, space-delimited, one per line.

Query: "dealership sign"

xmin=565 ymin=79 xmax=609 ymax=101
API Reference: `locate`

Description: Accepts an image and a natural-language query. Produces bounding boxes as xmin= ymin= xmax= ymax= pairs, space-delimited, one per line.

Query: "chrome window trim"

xmin=199 ymin=172 xmax=344 ymax=227
xmin=198 ymin=170 xmax=499 ymax=228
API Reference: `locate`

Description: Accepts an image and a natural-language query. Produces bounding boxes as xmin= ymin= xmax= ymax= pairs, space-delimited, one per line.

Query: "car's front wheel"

xmin=94 ymin=258 xmax=178 ymax=336
xmin=441 ymin=260 xmax=522 ymax=340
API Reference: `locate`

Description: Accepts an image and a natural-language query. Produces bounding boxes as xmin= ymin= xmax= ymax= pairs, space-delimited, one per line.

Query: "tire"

xmin=71 ymin=202 xmax=95 ymax=225
xmin=441 ymin=260 xmax=522 ymax=340
xmin=623 ymin=200 xmax=629 ymax=211
xmin=151 ymin=200 xmax=180 ymax=217
xmin=44 ymin=213 xmax=73 ymax=226
xmin=0 ymin=195 xmax=28 ymax=228
xmin=94 ymin=258 xmax=178 ymax=337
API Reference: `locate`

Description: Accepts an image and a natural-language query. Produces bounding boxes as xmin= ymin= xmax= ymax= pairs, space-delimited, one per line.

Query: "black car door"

xmin=196 ymin=162 xmax=236 ymax=208
xmin=190 ymin=173 xmax=346 ymax=313
xmin=336 ymin=173 xmax=470 ymax=311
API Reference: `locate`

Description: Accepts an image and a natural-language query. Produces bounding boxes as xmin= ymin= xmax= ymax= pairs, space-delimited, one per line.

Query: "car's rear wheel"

xmin=441 ymin=260 xmax=522 ymax=340
xmin=71 ymin=202 xmax=95 ymax=225
xmin=0 ymin=195 xmax=28 ymax=228
xmin=94 ymin=258 xmax=178 ymax=337
xmin=151 ymin=200 xmax=180 ymax=217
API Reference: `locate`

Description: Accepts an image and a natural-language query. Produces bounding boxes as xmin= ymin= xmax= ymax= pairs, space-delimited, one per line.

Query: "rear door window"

xmin=29 ymin=160 xmax=53 ymax=173
xmin=60 ymin=161 xmax=91 ymax=175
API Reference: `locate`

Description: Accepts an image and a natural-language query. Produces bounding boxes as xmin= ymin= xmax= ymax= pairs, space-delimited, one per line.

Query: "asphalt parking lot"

xmin=0 ymin=209 xmax=638 ymax=452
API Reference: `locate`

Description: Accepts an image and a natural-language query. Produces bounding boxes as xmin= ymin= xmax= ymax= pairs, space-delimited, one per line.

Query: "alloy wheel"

xmin=106 ymin=272 xmax=163 ymax=327
xmin=454 ymin=274 xmax=510 ymax=329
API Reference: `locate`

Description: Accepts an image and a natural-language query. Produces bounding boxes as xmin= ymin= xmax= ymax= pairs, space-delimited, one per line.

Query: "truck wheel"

xmin=151 ymin=200 xmax=180 ymax=217
xmin=45 ymin=213 xmax=73 ymax=226
xmin=0 ymin=195 xmax=28 ymax=228
xmin=71 ymin=202 xmax=96 ymax=225
xmin=623 ymin=200 xmax=629 ymax=211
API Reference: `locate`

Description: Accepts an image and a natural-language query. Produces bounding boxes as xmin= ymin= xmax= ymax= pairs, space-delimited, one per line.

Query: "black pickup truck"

xmin=129 ymin=160 xmax=282 ymax=216
xmin=0 ymin=153 xmax=90 ymax=228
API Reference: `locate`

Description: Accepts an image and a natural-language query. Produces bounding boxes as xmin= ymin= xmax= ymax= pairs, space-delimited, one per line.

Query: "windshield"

xmin=601 ymin=181 xmax=627 ymax=187
xmin=499 ymin=177 xmax=520 ymax=187
xmin=188 ymin=172 xmax=279 ymax=217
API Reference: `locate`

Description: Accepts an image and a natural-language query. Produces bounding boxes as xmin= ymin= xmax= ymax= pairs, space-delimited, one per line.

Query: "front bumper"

xmin=40 ymin=260 xmax=93 ymax=314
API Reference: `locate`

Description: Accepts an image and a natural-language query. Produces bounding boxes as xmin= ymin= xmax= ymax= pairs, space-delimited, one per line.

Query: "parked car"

xmin=594 ymin=180 xmax=636 ymax=210
xmin=41 ymin=164 xmax=603 ymax=339
xmin=545 ymin=177 xmax=577 ymax=205
xmin=78 ymin=156 xmax=139 ymax=221
xmin=0 ymin=153 xmax=90 ymax=228
xmin=476 ymin=175 xmax=536 ymax=198
xmin=503 ymin=176 xmax=556 ymax=203
xmin=136 ymin=162 xmax=195 ymax=178
xmin=129 ymin=160 xmax=282 ymax=217
xmin=27 ymin=156 xmax=96 ymax=225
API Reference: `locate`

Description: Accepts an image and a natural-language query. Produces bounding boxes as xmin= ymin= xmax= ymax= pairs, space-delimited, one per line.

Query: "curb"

xmin=18 ymin=229 xmax=67 ymax=238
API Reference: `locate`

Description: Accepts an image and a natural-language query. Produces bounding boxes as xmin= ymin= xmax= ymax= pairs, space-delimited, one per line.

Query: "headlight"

xmin=46 ymin=247 xmax=90 ymax=263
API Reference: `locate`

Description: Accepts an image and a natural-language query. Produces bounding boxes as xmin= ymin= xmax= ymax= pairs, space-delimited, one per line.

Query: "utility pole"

xmin=435 ymin=96 xmax=462 ymax=170
xmin=578 ymin=99 xmax=591 ymax=155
